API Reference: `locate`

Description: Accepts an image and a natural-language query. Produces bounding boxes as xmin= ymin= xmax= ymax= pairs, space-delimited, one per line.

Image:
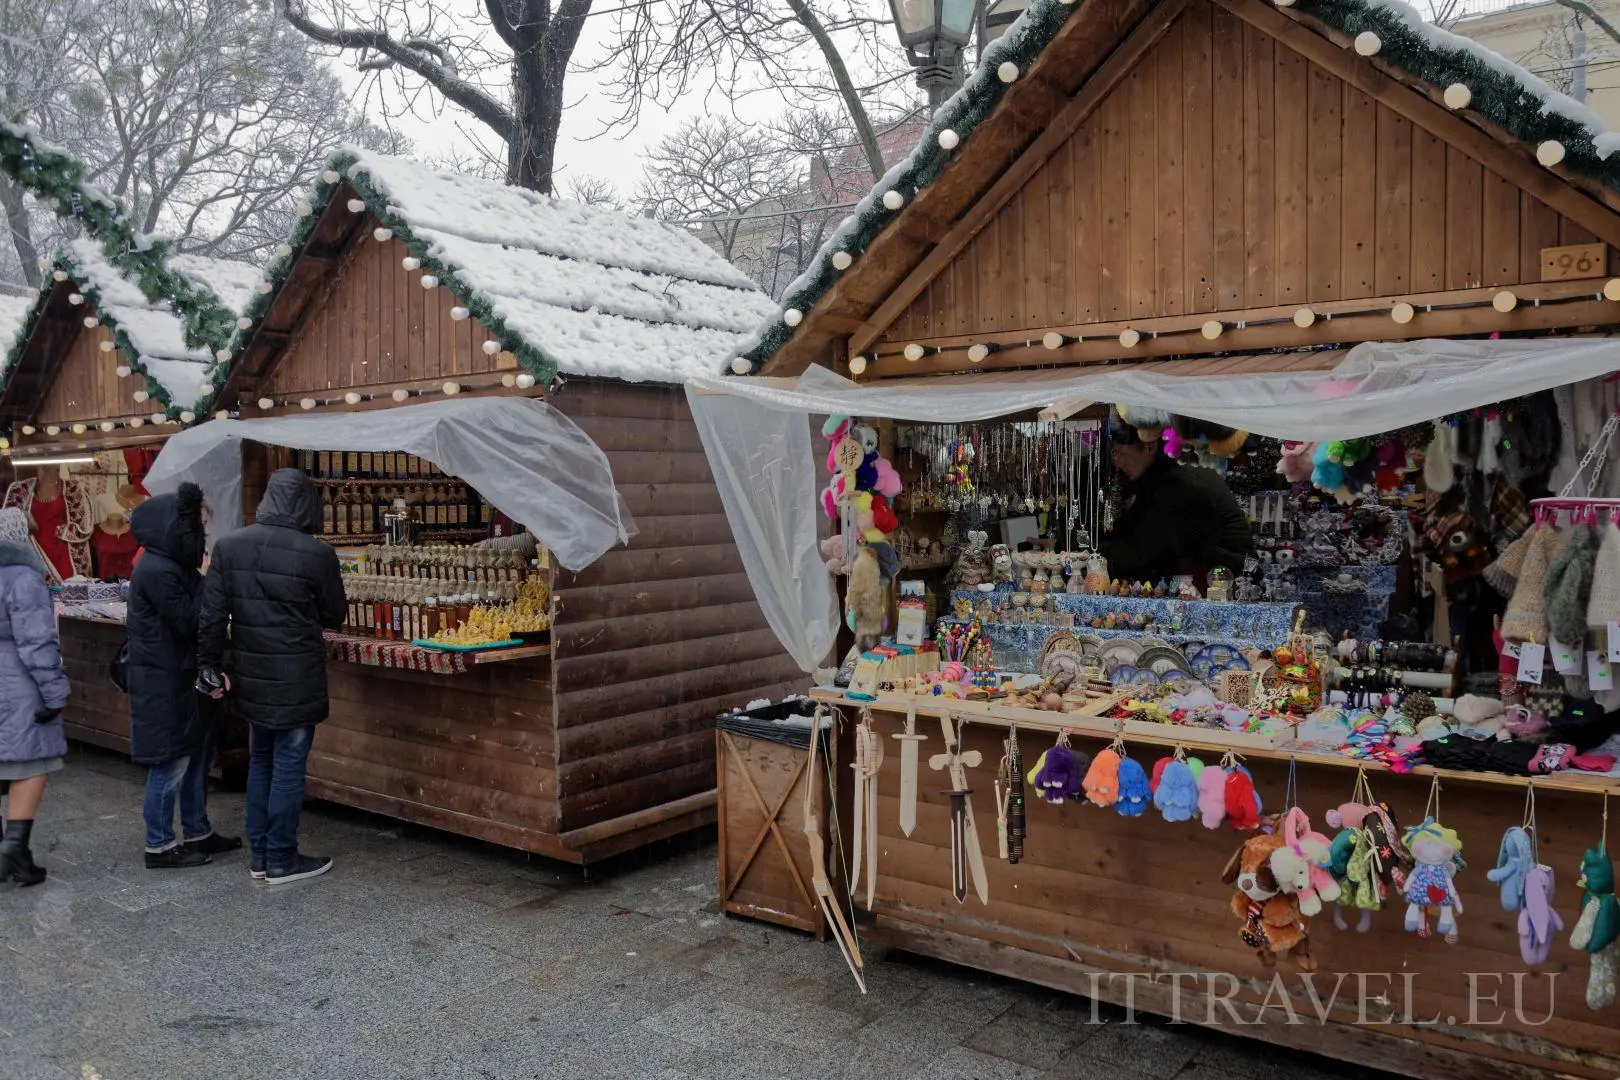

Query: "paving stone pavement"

xmin=1 ymin=748 xmax=1400 ymax=1080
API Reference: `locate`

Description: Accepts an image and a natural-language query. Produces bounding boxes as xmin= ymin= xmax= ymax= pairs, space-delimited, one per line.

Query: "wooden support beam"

xmin=849 ymin=0 xmax=1196 ymax=356
xmin=1221 ymin=0 xmax=1620 ymax=248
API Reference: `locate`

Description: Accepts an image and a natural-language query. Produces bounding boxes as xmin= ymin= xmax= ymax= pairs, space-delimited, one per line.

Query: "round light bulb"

xmin=1043 ymin=332 xmax=1065 ymax=350
xmin=903 ymin=343 xmax=925 ymax=362
xmin=1537 ymin=140 xmax=1566 ymax=167
xmin=132 ymin=390 xmax=149 ymax=403
xmin=299 ymin=397 xmax=316 ymax=410
xmin=99 ymin=340 xmax=115 ymax=353
xmin=215 ymin=348 xmax=231 ymax=363
xmin=321 ymin=169 xmax=340 ymax=184
xmin=1274 ymin=0 xmax=1295 ymax=6
xmin=1201 ymin=320 xmax=1223 ymax=340
xmin=71 ymin=423 xmax=86 ymax=435
xmin=1119 ymin=328 xmax=1140 ymax=348
xmin=967 ymin=344 xmax=990 ymax=363
xmin=68 ymin=293 xmax=83 ymax=306
xmin=295 ymin=200 xmax=312 ymax=217
xmin=1391 ymin=301 xmax=1416 ymax=324
xmin=0 ymin=438 xmax=8 ymax=449
xmin=346 ymin=198 xmax=366 ymax=213
xmin=997 ymin=61 xmax=1019 ymax=83
xmin=442 ymin=381 xmax=461 ymax=396
xmin=236 ymin=316 xmax=253 ymax=330
xmin=1493 ymin=290 xmax=1518 ymax=312
xmin=1605 ymin=278 xmax=1620 ymax=301
xmin=276 ymin=243 xmax=293 ymax=258
xmin=392 ymin=388 xmax=410 ymax=402
xmin=178 ymin=411 xmax=195 ymax=424
xmin=938 ymin=129 xmax=960 ymax=150
xmin=155 ymin=413 xmax=169 ymax=425
xmin=374 ymin=227 xmax=393 ymax=242
xmin=128 ymin=418 xmax=143 ymax=428
xmin=730 ymin=357 xmax=751 ymax=375
xmin=401 ymin=256 xmax=421 ymax=271
xmin=83 ymin=316 xmax=98 ymax=328
xmin=1294 ymin=307 xmax=1316 ymax=328
xmin=783 ymin=308 xmax=802 ymax=327
xmin=449 ymin=307 xmax=469 ymax=321
xmin=344 ymin=392 xmax=362 ymax=405
xmin=515 ymin=373 xmax=535 ymax=389
xmin=831 ymin=251 xmax=853 ymax=270
xmin=52 ymin=270 xmax=68 ymax=282
xmin=481 ymin=340 xmax=501 ymax=356
xmin=100 ymin=421 xmax=115 ymax=432
xmin=501 ymin=373 xmax=517 ymax=388
xmin=20 ymin=425 xmax=34 ymax=435
xmin=199 ymin=380 xmax=213 ymax=394
xmin=215 ymin=410 xmax=230 ymax=421
xmin=882 ymin=190 xmax=904 ymax=210
xmin=257 ymin=397 xmax=275 ymax=410
xmin=45 ymin=425 xmax=60 ymax=436
xmin=115 ymin=365 xmax=132 ymax=378
xmin=420 ymin=274 xmax=439 ymax=290
xmin=848 ymin=355 xmax=868 ymax=375
xmin=1353 ymin=31 xmax=1381 ymax=56
xmin=256 ymin=281 xmax=272 ymax=294
xmin=1443 ymin=83 xmax=1471 ymax=110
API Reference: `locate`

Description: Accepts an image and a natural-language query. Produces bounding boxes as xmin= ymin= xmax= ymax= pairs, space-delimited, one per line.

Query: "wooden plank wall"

xmin=58 ymin=618 xmax=132 ymax=755
xmin=259 ymin=233 xmax=507 ymax=398
xmin=550 ymin=380 xmax=805 ymax=834
xmin=854 ymin=710 xmax=1620 ymax=1077
xmin=883 ymin=3 xmax=1609 ymax=343
xmin=36 ymin=323 xmax=150 ymax=427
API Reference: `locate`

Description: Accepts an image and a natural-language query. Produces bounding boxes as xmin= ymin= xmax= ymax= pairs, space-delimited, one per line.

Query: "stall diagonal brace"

xmin=720 ymin=732 xmax=817 ymax=919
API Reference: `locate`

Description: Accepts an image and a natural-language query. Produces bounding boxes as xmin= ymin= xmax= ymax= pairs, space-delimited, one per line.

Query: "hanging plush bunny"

xmin=1270 ymin=807 xmax=1342 ymax=918
xmin=1487 ymin=826 xmax=1534 ymax=912
xmin=1519 ymin=865 xmax=1564 ymax=968
xmin=1402 ymin=818 xmax=1464 ymax=944
xmin=1197 ymin=764 xmax=1227 ymax=829
xmin=1571 ymin=847 xmax=1620 ymax=1010
xmin=1028 ymin=743 xmax=1086 ymax=805
xmin=1153 ymin=757 xmax=1199 ymax=823
xmin=1115 ymin=758 xmax=1151 ymax=818
xmin=1224 ymin=765 xmax=1262 ymax=831
xmin=1083 ymin=749 xmax=1123 ymax=808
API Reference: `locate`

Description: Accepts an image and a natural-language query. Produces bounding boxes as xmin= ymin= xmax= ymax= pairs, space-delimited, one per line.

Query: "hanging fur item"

xmin=846 ymin=544 xmax=885 ymax=652
xmin=1501 ymin=525 xmax=1559 ymax=644
xmin=1423 ymin=422 xmax=1456 ymax=495
xmin=1546 ymin=525 xmax=1601 ymax=646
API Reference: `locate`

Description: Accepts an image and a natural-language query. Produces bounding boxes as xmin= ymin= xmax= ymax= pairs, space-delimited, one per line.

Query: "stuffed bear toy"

xmin=820 ymin=535 xmax=853 ymax=576
xmin=1222 ymin=833 xmax=1316 ymax=969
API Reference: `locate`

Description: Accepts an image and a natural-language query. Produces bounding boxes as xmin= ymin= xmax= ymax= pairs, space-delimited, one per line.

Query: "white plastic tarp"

xmin=686 ymin=337 xmax=1620 ymax=672
xmin=143 ymin=396 xmax=635 ymax=572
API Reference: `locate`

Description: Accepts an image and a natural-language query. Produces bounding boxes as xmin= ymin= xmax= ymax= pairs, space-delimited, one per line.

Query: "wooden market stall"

xmin=0 ymin=241 xmax=256 ymax=757
xmin=206 ymin=151 xmax=805 ymax=864
xmin=731 ymin=0 xmax=1620 ymax=1075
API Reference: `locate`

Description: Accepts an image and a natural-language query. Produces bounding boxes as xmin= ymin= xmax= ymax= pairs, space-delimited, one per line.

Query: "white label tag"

xmin=1516 ymin=642 xmax=1545 ymax=685
xmin=1608 ymin=622 xmax=1620 ymax=662
xmin=1590 ymin=650 xmax=1615 ymax=691
xmin=1551 ymin=636 xmax=1583 ymax=675
xmin=1502 ymin=642 xmax=1522 ymax=660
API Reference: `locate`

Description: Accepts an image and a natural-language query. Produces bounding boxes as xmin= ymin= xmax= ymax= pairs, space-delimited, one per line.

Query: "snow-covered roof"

xmin=1 ymin=242 xmax=258 ymax=418
xmin=233 ymin=149 xmax=776 ymax=386
xmin=736 ymin=0 xmax=1620 ymax=373
xmin=0 ymin=295 xmax=30 ymax=361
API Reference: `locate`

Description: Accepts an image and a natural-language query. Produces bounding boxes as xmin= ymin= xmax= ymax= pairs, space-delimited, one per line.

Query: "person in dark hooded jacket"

xmin=128 ymin=482 xmax=241 ymax=869
xmin=199 ymin=468 xmax=345 ymax=885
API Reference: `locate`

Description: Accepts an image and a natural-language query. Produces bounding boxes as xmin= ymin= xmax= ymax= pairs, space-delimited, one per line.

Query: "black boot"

xmin=0 ymin=819 xmax=46 ymax=886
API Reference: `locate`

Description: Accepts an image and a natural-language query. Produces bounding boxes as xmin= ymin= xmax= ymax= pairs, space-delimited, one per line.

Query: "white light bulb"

xmin=1274 ymin=0 xmax=1294 ymax=7
xmin=275 ymin=243 xmax=292 ymax=258
xmin=1201 ymin=320 xmax=1223 ymax=340
xmin=115 ymin=365 xmax=132 ymax=378
xmin=295 ymin=200 xmax=312 ymax=217
xmin=179 ymin=411 xmax=195 ymax=424
xmin=374 ymin=227 xmax=393 ymax=242
xmin=68 ymin=293 xmax=83 ymax=306
xmin=967 ymin=344 xmax=990 ymax=363
xmin=45 ymin=425 xmax=60 ymax=436
xmin=236 ymin=316 xmax=253 ymax=330
xmin=344 ymin=392 xmax=362 ymax=405
xmin=257 ymin=397 xmax=275 ymax=410
xmin=199 ymin=380 xmax=213 ymax=394
xmin=442 ymin=381 xmax=461 ymax=395
xmin=501 ymin=373 xmax=517 ymax=388
xmin=481 ymin=340 xmax=501 ymax=356
xmin=1391 ymin=301 xmax=1416 ymax=324
xmin=20 ymin=425 xmax=34 ymax=435
xmin=1443 ymin=83 xmax=1471 ymax=110
xmin=420 ymin=274 xmax=439 ymax=290
xmin=83 ymin=316 xmax=98 ymax=328
xmin=154 ymin=413 xmax=169 ymax=425
xmin=731 ymin=357 xmax=751 ymax=375
xmin=392 ymin=388 xmax=410 ymax=402
xmin=1605 ymin=278 xmax=1620 ymax=301
xmin=1353 ymin=31 xmax=1381 ymax=56
xmin=256 ymin=281 xmax=273 ymax=294
xmin=783 ymin=308 xmax=802 ymax=327
xmin=128 ymin=418 xmax=143 ymax=428
xmin=132 ymin=390 xmax=149 ymax=403
xmin=848 ymin=355 xmax=868 ymax=375
xmin=1293 ymin=307 xmax=1316 ymax=328
xmin=215 ymin=348 xmax=231 ymax=363
xmin=321 ymin=169 xmax=339 ymax=184
xmin=52 ymin=270 xmax=68 ymax=282
xmin=99 ymin=340 xmax=115 ymax=353
xmin=831 ymin=251 xmax=853 ymax=270
xmin=100 ymin=421 xmax=115 ymax=432
xmin=1537 ymin=140 xmax=1566 ymax=167
xmin=449 ymin=307 xmax=469 ymax=321
xmin=515 ymin=373 xmax=535 ymax=389
xmin=402 ymin=256 xmax=421 ymax=271
xmin=71 ymin=423 xmax=86 ymax=435
xmin=1119 ymin=328 xmax=1140 ymax=348
xmin=997 ymin=61 xmax=1019 ymax=83
xmin=215 ymin=410 xmax=230 ymax=421
xmin=903 ymin=343 xmax=925 ymax=361
xmin=882 ymin=190 xmax=904 ymax=210
xmin=1043 ymin=332 xmax=1065 ymax=350
xmin=346 ymin=198 xmax=366 ymax=213
xmin=938 ymin=129 xmax=960 ymax=150
xmin=299 ymin=397 xmax=316 ymax=410
xmin=1493 ymin=290 xmax=1518 ymax=312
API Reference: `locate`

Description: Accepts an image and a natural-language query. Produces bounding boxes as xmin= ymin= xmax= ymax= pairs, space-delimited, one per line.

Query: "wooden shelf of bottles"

xmin=285 ymin=448 xmax=493 ymax=541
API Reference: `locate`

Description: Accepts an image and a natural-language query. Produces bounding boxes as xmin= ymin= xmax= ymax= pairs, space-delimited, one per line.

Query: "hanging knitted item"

xmin=1586 ymin=524 xmax=1620 ymax=633
xmin=1115 ymin=758 xmax=1152 ymax=817
xmin=1546 ymin=524 xmax=1601 ymax=646
xmin=1484 ymin=530 xmax=1534 ymax=598
xmin=1571 ymin=847 xmax=1620 ymax=1010
xmin=1501 ymin=525 xmax=1559 ymax=644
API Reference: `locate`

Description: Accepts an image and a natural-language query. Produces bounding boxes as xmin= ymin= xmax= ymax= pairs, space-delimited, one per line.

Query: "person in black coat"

xmin=128 ymin=482 xmax=241 ymax=869
xmin=199 ymin=468 xmax=345 ymax=885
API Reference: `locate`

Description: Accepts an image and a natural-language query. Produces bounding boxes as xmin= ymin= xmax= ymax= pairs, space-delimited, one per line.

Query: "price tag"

xmin=1502 ymin=641 xmax=1522 ymax=660
xmin=1590 ymin=650 xmax=1615 ymax=691
xmin=1516 ymin=642 xmax=1545 ymax=685
xmin=1551 ymin=636 xmax=1584 ymax=675
xmin=1607 ymin=622 xmax=1620 ymax=663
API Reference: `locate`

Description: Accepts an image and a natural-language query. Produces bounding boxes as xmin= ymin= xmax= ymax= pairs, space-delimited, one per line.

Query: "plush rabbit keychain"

xmin=1268 ymin=760 xmax=1342 ymax=918
xmin=1402 ymin=775 xmax=1465 ymax=944
xmin=1512 ymin=782 xmax=1564 ymax=968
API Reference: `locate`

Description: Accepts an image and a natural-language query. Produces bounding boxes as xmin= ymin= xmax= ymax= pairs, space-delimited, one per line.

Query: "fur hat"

xmin=0 ymin=507 xmax=28 ymax=545
xmin=1423 ymin=423 xmax=1455 ymax=495
xmin=1501 ymin=526 xmax=1559 ymax=644
xmin=1484 ymin=530 xmax=1533 ymax=598
xmin=1545 ymin=524 xmax=1600 ymax=646
xmin=1586 ymin=523 xmax=1620 ymax=631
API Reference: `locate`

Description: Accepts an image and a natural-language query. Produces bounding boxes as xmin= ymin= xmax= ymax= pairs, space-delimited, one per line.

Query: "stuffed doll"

xmin=1340 ymin=828 xmax=1385 ymax=931
xmin=1153 ymin=758 xmax=1198 ymax=823
xmin=1519 ymin=865 xmax=1564 ymax=968
xmin=1224 ymin=766 xmax=1261 ymax=831
xmin=1328 ymin=827 xmax=1372 ymax=932
xmin=1197 ymin=765 xmax=1227 ymax=829
xmin=1222 ymin=833 xmax=1316 ymax=970
xmin=1270 ymin=807 xmax=1342 ymax=918
xmin=1115 ymin=758 xmax=1151 ymax=818
xmin=1277 ymin=442 xmax=1315 ymax=485
xmin=1028 ymin=744 xmax=1086 ymax=805
xmin=1487 ymin=826 xmax=1534 ymax=912
xmin=1083 ymin=749 xmax=1122 ymax=808
xmin=1402 ymin=818 xmax=1464 ymax=943
xmin=1571 ymin=847 xmax=1620 ymax=1010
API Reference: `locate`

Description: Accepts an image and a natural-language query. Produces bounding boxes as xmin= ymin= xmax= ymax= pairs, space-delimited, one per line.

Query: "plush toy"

xmin=1116 ymin=405 xmax=1171 ymax=441
xmin=1197 ymin=765 xmax=1227 ymax=829
xmin=851 ymin=423 xmax=879 ymax=455
xmin=1487 ymin=826 xmax=1534 ymax=912
xmin=1504 ymin=705 xmax=1548 ymax=739
xmin=1402 ymin=818 xmax=1464 ymax=943
xmin=1277 ymin=442 xmax=1315 ymax=485
xmin=1224 ymin=766 xmax=1261 ymax=831
xmin=872 ymin=457 xmax=903 ymax=500
xmin=846 ymin=545 xmax=885 ymax=651
xmin=1028 ymin=744 xmax=1086 ymax=804
xmin=1519 ymin=865 xmax=1564 ymax=967
xmin=869 ymin=494 xmax=899 ymax=535
xmin=1115 ymin=758 xmax=1152 ymax=817
xmin=1340 ymin=828 xmax=1384 ymax=932
xmin=989 ymin=544 xmax=1014 ymax=584
xmin=1310 ymin=442 xmax=1347 ymax=498
xmin=1153 ymin=758 xmax=1199 ymax=823
xmin=1325 ymin=438 xmax=1373 ymax=466
xmin=1222 ymin=834 xmax=1316 ymax=969
xmin=1324 ymin=802 xmax=1373 ymax=831
xmin=854 ymin=452 xmax=879 ymax=493
xmin=1571 ymin=847 xmax=1620 ymax=1010
xmin=819 ymin=535 xmax=853 ymax=576
xmin=1083 ymin=749 xmax=1123 ymax=807
xmin=821 ymin=415 xmax=851 ymax=440
xmin=1271 ymin=807 xmax=1342 ymax=918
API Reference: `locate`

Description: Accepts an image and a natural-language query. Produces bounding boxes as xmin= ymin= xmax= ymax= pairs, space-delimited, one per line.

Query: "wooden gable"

xmin=0 ymin=283 xmax=149 ymax=428
xmin=766 ymin=0 xmax=1620 ymax=378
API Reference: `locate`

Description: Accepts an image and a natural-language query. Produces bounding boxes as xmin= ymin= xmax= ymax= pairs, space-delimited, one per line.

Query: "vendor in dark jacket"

xmin=199 ymin=469 xmax=345 ymax=886
xmin=1101 ymin=421 xmax=1253 ymax=589
xmin=128 ymin=482 xmax=241 ymax=869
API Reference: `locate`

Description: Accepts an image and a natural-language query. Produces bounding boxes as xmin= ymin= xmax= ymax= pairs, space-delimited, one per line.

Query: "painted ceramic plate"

xmin=1100 ymin=640 xmax=1143 ymax=670
xmin=1136 ymin=645 xmax=1191 ymax=675
xmin=1108 ymin=664 xmax=1139 ymax=685
xmin=1129 ymin=668 xmax=1161 ymax=687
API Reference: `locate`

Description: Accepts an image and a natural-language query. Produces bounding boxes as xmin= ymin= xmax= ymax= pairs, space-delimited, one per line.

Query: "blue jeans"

xmin=143 ymin=741 xmax=214 ymax=853
xmin=245 ymin=725 xmax=315 ymax=870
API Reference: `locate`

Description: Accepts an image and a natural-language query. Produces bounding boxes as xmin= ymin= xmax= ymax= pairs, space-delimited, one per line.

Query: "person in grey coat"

xmin=0 ymin=506 xmax=70 ymax=886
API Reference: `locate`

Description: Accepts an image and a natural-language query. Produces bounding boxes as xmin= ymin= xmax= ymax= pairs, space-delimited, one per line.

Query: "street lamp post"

xmin=888 ymin=0 xmax=981 ymax=112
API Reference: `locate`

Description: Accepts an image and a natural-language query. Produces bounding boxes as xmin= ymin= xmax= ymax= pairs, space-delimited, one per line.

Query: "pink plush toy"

xmin=872 ymin=457 xmax=903 ymax=500
xmin=1324 ymin=802 xmax=1373 ymax=831
xmin=819 ymin=535 xmax=852 ymax=575
xmin=1277 ymin=442 xmax=1315 ymax=485
xmin=1270 ymin=807 xmax=1343 ymax=917
xmin=1197 ymin=766 xmax=1227 ymax=829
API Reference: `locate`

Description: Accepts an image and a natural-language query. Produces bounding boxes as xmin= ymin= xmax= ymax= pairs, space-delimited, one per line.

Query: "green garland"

xmin=0 ymin=120 xmax=237 ymax=358
xmin=221 ymin=149 xmax=563 ymax=403
xmin=737 ymin=0 xmax=1620 ymax=373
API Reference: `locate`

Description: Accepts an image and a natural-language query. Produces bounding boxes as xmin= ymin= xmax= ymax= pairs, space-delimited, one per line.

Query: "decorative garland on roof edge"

xmin=0 ymin=119 xmax=237 ymax=358
xmin=733 ymin=0 xmax=1620 ymax=374
xmin=222 ymin=149 xmax=561 ymax=404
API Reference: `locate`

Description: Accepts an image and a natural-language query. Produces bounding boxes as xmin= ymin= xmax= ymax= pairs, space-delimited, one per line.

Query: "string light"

xmin=1537 ymin=141 xmax=1566 ymax=167
xmin=1043 ymin=332 xmax=1066 ymax=350
xmin=1294 ymin=307 xmax=1316 ymax=328
xmin=482 ymin=340 xmax=501 ymax=356
xmin=450 ymin=307 xmax=470 ymax=321
xmin=132 ymin=390 xmax=149 ymax=403
xmin=1353 ymin=31 xmax=1381 ymax=56
xmin=442 ymin=381 xmax=461 ymax=396
xmin=99 ymin=340 xmax=114 ymax=353
xmin=997 ymin=61 xmax=1020 ymax=83
xmin=1444 ymin=83 xmax=1472 ymax=109
xmin=70 ymin=423 xmax=86 ymax=435
xmin=214 ymin=348 xmax=230 ymax=362
xmin=938 ymin=129 xmax=960 ymax=150
xmin=967 ymin=343 xmax=997 ymax=363
xmin=848 ymin=354 xmax=868 ymax=375
xmin=236 ymin=316 xmax=253 ymax=330
xmin=882 ymin=190 xmax=905 ymax=210
xmin=128 ymin=418 xmax=143 ymax=428
xmin=214 ymin=410 xmax=230 ymax=421
xmin=501 ymin=373 xmax=517 ymax=388
xmin=275 ymin=243 xmax=293 ymax=258
xmin=45 ymin=425 xmax=59 ymax=436
xmin=1493 ymin=290 xmax=1518 ymax=312
xmin=515 ymin=373 xmax=536 ymax=389
xmin=343 ymin=392 xmax=362 ymax=405
xmin=152 ymin=412 xmax=167 ymax=425
xmin=20 ymin=425 xmax=34 ymax=435
xmin=67 ymin=293 xmax=83 ymax=306
xmin=299 ymin=397 xmax=316 ymax=410
xmin=401 ymin=256 xmax=421 ymax=271
xmin=392 ymin=388 xmax=410 ymax=402
xmin=178 ymin=411 xmax=195 ymax=424
xmin=374 ymin=228 xmax=393 ymax=242
xmin=295 ymin=200 xmax=312 ymax=217
xmin=1201 ymin=320 xmax=1223 ymax=340
xmin=1605 ymin=279 xmax=1620 ymax=302
xmin=82 ymin=316 xmax=98 ymax=328
xmin=256 ymin=281 xmax=272 ymax=295
xmin=903 ymin=343 xmax=925 ymax=361
xmin=783 ymin=308 xmax=803 ymax=327
xmin=1119 ymin=328 xmax=1140 ymax=348
xmin=100 ymin=421 xmax=115 ymax=432
xmin=420 ymin=275 xmax=439 ymax=290
xmin=257 ymin=397 xmax=275 ymax=410
xmin=830 ymin=251 xmax=853 ymax=270
xmin=346 ymin=198 xmax=366 ymax=213
xmin=731 ymin=357 xmax=751 ymax=374
xmin=51 ymin=270 xmax=68 ymax=282
xmin=321 ymin=169 xmax=340 ymax=184
xmin=1391 ymin=301 xmax=1416 ymax=324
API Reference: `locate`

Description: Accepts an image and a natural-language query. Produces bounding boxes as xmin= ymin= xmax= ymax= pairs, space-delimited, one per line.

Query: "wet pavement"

xmin=2 ymin=746 xmax=1393 ymax=1080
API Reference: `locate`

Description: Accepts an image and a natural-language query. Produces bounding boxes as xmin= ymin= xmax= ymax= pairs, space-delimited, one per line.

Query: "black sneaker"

xmin=250 ymin=851 xmax=266 ymax=882
xmin=265 ymin=854 xmax=332 ymax=885
xmin=189 ymin=833 xmax=243 ymax=856
xmin=145 ymin=846 xmax=211 ymax=870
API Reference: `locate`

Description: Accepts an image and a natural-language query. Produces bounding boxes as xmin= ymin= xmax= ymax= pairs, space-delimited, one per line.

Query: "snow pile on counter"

xmin=344 ymin=150 xmax=776 ymax=384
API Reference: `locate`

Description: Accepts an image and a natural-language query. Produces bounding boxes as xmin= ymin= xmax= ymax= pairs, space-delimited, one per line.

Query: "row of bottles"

xmin=298 ymin=449 xmax=445 ymax=480
xmin=340 ymin=578 xmax=523 ymax=641
xmin=319 ymin=484 xmax=489 ymax=538
xmin=361 ymin=544 xmax=530 ymax=583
